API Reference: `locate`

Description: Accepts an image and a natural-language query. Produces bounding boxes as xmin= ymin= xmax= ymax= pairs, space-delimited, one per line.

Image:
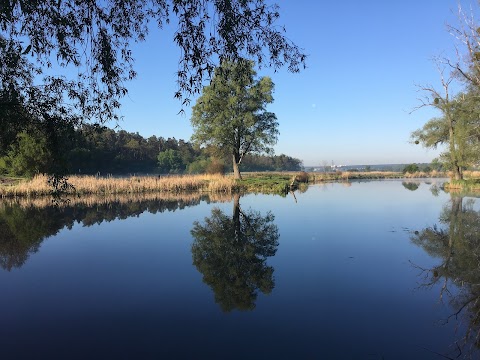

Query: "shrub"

xmin=294 ymin=171 xmax=309 ymax=183
xmin=403 ymin=163 xmax=419 ymax=174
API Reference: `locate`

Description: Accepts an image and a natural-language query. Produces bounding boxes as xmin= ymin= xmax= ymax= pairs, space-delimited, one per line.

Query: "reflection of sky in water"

xmin=0 ymin=180 xmax=473 ymax=359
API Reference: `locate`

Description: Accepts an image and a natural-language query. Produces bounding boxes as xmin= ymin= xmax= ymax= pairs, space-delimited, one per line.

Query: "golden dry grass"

xmin=0 ymin=174 xmax=236 ymax=198
xmin=463 ymin=171 xmax=480 ymax=179
xmin=0 ymin=169 xmax=468 ymax=199
xmin=403 ymin=170 xmax=447 ymax=178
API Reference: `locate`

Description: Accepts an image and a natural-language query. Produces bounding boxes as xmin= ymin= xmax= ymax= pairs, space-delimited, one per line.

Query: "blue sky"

xmin=114 ymin=0 xmax=468 ymax=166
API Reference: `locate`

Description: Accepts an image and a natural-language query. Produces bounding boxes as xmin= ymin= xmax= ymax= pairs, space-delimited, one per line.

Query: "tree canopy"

xmin=191 ymin=60 xmax=279 ymax=179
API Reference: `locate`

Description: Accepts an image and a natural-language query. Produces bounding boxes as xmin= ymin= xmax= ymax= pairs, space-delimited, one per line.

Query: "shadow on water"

xmin=0 ymin=192 xmax=232 ymax=271
xmin=411 ymin=193 xmax=480 ymax=359
xmin=191 ymin=193 xmax=279 ymax=312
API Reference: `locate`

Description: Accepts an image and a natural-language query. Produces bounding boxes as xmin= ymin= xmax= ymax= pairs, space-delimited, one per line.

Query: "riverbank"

xmin=0 ymin=171 xmax=453 ymax=198
xmin=0 ymin=174 xmax=237 ymax=198
xmin=444 ymin=178 xmax=480 ymax=192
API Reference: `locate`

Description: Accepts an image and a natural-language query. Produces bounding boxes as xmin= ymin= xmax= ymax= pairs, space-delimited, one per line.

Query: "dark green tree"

xmin=0 ymin=132 xmax=51 ymax=177
xmin=157 ymin=149 xmax=184 ymax=173
xmin=191 ymin=194 xmax=279 ymax=311
xmin=191 ymin=60 xmax=279 ymax=179
xmin=402 ymin=163 xmax=420 ymax=174
xmin=241 ymin=153 xmax=303 ymax=172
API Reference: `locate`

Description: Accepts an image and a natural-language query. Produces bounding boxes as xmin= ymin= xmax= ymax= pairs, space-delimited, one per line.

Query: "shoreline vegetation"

xmin=444 ymin=178 xmax=480 ymax=192
xmin=1 ymin=170 xmax=474 ymax=199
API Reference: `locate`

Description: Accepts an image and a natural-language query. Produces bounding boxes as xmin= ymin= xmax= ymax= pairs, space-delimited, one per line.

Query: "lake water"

xmin=1 ymin=179 xmax=479 ymax=359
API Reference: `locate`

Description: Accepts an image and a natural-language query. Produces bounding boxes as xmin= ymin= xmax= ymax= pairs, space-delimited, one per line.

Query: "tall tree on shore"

xmin=411 ymin=4 xmax=480 ymax=181
xmin=191 ymin=60 xmax=278 ymax=179
xmin=411 ymin=66 xmax=479 ymax=180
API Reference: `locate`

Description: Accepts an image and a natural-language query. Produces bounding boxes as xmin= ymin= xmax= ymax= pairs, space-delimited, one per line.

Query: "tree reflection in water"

xmin=411 ymin=194 xmax=480 ymax=359
xmin=191 ymin=194 xmax=279 ymax=312
xmin=0 ymin=193 xmax=227 ymax=271
xmin=402 ymin=181 xmax=420 ymax=191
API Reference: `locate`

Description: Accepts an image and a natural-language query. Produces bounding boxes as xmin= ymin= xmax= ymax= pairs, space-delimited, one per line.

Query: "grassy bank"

xmin=0 ymin=170 xmax=453 ymax=198
xmin=0 ymin=174 xmax=237 ymax=198
xmin=443 ymin=171 xmax=480 ymax=192
xmin=238 ymin=173 xmax=293 ymax=194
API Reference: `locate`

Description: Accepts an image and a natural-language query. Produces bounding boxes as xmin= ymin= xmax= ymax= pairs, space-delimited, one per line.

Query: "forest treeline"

xmin=0 ymin=124 xmax=302 ymax=176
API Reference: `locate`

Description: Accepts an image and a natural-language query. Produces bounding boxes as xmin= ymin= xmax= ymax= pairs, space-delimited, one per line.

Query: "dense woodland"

xmin=0 ymin=124 xmax=302 ymax=176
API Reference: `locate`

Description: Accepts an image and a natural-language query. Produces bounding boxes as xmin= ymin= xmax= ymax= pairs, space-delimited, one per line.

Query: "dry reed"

xmin=403 ymin=170 xmax=447 ymax=178
xmin=0 ymin=174 xmax=236 ymax=198
xmin=463 ymin=171 xmax=480 ymax=179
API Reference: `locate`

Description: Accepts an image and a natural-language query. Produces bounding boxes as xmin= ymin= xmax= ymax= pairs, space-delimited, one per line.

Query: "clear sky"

xmin=113 ymin=0 xmax=470 ymax=166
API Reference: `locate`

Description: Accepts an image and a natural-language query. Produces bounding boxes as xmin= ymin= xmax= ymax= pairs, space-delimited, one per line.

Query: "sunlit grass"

xmin=239 ymin=174 xmax=290 ymax=194
xmin=0 ymin=174 xmax=236 ymax=198
xmin=0 ymin=169 xmax=468 ymax=198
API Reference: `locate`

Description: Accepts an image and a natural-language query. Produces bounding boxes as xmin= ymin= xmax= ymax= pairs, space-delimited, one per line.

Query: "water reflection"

xmin=411 ymin=194 xmax=480 ymax=358
xmin=191 ymin=194 xmax=279 ymax=312
xmin=402 ymin=181 xmax=420 ymax=191
xmin=0 ymin=193 xmax=231 ymax=271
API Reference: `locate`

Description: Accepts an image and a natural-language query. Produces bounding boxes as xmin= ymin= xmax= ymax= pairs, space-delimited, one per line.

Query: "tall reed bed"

xmin=0 ymin=174 xmax=236 ymax=198
xmin=403 ymin=170 xmax=447 ymax=178
xmin=463 ymin=171 xmax=480 ymax=179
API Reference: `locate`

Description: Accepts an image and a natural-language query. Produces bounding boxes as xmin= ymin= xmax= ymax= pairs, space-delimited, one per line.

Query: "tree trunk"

xmin=448 ymin=116 xmax=463 ymax=181
xmin=232 ymin=153 xmax=242 ymax=179
xmin=453 ymin=165 xmax=462 ymax=180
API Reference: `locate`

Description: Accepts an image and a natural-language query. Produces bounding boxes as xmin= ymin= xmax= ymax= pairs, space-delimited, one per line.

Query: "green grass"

xmin=445 ymin=179 xmax=480 ymax=191
xmin=237 ymin=174 xmax=292 ymax=194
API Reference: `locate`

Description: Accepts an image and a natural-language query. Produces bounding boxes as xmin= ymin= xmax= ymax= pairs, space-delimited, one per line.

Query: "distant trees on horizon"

xmin=0 ymin=124 xmax=303 ymax=177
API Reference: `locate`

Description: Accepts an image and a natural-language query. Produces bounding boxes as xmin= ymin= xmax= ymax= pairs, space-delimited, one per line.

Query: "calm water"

xmin=1 ymin=179 xmax=479 ymax=359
